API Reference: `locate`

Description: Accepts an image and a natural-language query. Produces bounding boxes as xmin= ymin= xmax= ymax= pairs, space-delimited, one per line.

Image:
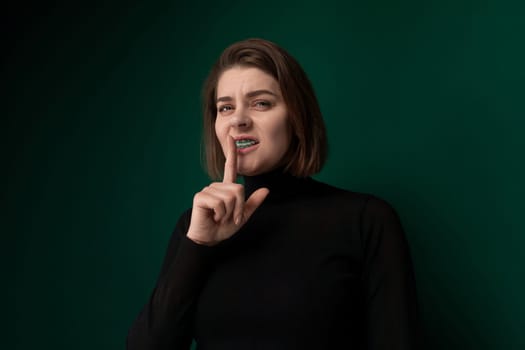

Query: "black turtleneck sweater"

xmin=127 ymin=172 xmax=420 ymax=349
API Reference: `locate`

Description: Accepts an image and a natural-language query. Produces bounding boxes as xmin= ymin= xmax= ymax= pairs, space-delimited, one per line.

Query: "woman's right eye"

xmin=218 ymin=105 xmax=234 ymax=113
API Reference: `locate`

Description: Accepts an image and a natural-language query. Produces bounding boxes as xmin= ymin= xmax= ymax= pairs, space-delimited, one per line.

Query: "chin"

xmin=238 ymin=164 xmax=266 ymax=177
xmin=238 ymin=169 xmax=259 ymax=177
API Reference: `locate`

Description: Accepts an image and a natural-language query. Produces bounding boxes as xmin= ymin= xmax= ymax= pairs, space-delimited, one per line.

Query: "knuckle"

xmin=215 ymin=199 xmax=226 ymax=211
xmin=210 ymin=196 xmax=220 ymax=206
xmin=225 ymin=195 xmax=236 ymax=207
xmin=193 ymin=192 xmax=202 ymax=201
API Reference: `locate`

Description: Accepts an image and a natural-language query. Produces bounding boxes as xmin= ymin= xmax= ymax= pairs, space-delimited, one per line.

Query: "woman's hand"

xmin=186 ymin=136 xmax=269 ymax=246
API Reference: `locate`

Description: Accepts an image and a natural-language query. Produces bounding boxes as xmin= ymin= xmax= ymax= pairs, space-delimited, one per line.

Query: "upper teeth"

xmin=235 ymin=139 xmax=258 ymax=149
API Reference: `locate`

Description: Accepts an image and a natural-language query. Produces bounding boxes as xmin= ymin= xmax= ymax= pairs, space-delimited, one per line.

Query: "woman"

xmin=127 ymin=38 xmax=420 ymax=349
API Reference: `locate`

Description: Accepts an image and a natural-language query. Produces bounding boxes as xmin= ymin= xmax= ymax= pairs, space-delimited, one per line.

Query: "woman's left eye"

xmin=253 ymin=100 xmax=271 ymax=109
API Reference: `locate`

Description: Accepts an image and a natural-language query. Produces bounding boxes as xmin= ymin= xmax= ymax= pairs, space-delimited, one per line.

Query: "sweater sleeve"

xmin=360 ymin=196 xmax=421 ymax=349
xmin=127 ymin=209 xmax=215 ymax=350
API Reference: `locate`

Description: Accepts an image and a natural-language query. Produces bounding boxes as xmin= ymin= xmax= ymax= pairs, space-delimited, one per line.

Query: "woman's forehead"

xmin=216 ymin=67 xmax=281 ymax=97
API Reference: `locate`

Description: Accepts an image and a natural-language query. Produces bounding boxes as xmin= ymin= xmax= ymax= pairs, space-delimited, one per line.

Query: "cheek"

xmin=274 ymin=119 xmax=291 ymax=150
xmin=214 ymin=118 xmax=220 ymax=136
xmin=215 ymin=119 xmax=226 ymax=144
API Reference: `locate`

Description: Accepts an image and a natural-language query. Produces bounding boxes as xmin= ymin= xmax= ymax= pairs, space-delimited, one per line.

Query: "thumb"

xmin=242 ymin=188 xmax=270 ymax=223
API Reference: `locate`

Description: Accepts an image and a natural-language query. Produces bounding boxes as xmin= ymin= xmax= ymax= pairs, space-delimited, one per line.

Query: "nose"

xmin=229 ymin=105 xmax=252 ymax=129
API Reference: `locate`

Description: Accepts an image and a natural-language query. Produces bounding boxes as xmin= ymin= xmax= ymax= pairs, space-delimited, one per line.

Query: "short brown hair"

xmin=202 ymin=38 xmax=328 ymax=179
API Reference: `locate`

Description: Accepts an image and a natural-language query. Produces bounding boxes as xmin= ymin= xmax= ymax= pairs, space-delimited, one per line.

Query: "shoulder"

xmin=308 ymin=178 xmax=379 ymax=208
xmin=308 ymin=178 xmax=367 ymax=200
xmin=361 ymin=195 xmax=400 ymax=222
xmin=309 ymin=178 xmax=401 ymax=224
xmin=357 ymin=195 xmax=407 ymax=252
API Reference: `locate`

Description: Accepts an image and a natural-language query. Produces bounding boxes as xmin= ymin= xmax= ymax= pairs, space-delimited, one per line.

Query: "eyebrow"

xmin=216 ymin=89 xmax=278 ymax=104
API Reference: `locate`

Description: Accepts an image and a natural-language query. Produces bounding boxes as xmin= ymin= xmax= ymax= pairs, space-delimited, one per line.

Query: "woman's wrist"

xmin=186 ymin=232 xmax=217 ymax=246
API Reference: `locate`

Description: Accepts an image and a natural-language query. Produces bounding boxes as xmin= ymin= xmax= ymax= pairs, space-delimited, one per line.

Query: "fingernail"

xmin=235 ymin=216 xmax=242 ymax=225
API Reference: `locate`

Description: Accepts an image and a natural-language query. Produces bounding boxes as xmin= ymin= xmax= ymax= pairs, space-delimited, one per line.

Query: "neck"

xmin=243 ymin=168 xmax=311 ymax=203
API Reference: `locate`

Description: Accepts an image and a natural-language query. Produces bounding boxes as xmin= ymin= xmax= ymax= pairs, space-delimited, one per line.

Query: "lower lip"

xmin=237 ymin=143 xmax=259 ymax=154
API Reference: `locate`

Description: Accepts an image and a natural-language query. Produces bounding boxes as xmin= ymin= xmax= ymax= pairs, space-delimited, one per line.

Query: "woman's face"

xmin=215 ymin=66 xmax=291 ymax=176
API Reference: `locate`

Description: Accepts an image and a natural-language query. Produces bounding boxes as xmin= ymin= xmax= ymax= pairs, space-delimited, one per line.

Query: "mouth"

xmin=235 ymin=138 xmax=259 ymax=149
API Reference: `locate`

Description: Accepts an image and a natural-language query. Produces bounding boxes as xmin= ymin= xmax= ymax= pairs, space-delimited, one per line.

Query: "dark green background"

xmin=4 ymin=0 xmax=524 ymax=349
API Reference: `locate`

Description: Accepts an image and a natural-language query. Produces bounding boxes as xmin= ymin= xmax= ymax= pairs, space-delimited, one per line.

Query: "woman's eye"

xmin=253 ymin=100 xmax=272 ymax=109
xmin=218 ymin=105 xmax=233 ymax=113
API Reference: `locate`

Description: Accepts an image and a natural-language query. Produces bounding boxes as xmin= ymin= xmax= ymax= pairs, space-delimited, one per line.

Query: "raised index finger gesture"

xmin=223 ymin=136 xmax=237 ymax=184
xmin=186 ymin=135 xmax=269 ymax=245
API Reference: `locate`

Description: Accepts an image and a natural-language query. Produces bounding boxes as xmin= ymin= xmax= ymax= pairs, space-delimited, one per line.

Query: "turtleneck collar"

xmin=242 ymin=168 xmax=312 ymax=203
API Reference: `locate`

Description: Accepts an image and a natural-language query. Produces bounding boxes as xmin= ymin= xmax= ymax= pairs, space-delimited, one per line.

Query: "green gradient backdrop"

xmin=4 ymin=0 xmax=524 ymax=349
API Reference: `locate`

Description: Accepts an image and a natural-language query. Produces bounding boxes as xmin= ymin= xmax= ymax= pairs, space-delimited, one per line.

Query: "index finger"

xmin=223 ymin=135 xmax=237 ymax=183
